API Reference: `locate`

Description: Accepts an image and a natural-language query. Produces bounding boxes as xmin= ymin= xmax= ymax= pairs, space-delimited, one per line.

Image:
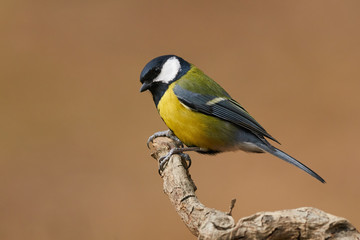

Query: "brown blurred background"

xmin=1 ymin=0 xmax=360 ymax=239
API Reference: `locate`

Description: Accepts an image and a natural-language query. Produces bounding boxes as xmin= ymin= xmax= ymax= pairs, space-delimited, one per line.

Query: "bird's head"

xmin=140 ymin=55 xmax=190 ymax=91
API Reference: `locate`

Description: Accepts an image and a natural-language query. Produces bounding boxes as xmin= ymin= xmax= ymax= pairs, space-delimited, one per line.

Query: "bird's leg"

xmin=147 ymin=130 xmax=183 ymax=148
xmin=158 ymin=147 xmax=201 ymax=175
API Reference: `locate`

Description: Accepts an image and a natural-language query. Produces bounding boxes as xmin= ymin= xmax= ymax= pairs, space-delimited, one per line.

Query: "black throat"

xmin=150 ymin=82 xmax=169 ymax=107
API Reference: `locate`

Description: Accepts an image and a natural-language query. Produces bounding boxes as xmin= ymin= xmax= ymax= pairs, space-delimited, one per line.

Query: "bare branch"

xmin=148 ymin=136 xmax=360 ymax=240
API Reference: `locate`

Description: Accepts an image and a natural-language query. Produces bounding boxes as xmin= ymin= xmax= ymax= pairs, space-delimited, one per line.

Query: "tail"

xmin=260 ymin=144 xmax=326 ymax=183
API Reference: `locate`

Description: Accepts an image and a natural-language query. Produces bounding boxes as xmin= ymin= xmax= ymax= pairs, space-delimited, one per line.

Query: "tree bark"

xmin=148 ymin=136 xmax=360 ymax=240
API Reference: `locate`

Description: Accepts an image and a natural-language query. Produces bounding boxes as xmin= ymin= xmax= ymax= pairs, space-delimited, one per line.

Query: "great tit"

xmin=140 ymin=55 xmax=325 ymax=183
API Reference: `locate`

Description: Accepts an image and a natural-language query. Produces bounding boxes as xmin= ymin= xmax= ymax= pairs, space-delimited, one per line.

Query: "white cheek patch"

xmin=153 ymin=57 xmax=181 ymax=84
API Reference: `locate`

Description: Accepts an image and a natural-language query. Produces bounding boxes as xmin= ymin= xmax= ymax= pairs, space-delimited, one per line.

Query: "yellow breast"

xmin=157 ymin=83 xmax=238 ymax=151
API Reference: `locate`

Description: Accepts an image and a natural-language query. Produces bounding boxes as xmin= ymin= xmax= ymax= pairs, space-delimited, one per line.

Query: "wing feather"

xmin=173 ymin=84 xmax=280 ymax=144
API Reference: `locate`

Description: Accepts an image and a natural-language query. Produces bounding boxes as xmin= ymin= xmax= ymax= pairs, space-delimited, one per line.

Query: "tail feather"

xmin=260 ymin=145 xmax=326 ymax=183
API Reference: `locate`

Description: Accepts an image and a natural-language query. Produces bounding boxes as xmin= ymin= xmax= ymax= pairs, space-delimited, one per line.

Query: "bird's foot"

xmin=147 ymin=130 xmax=183 ymax=149
xmin=158 ymin=148 xmax=188 ymax=174
xmin=158 ymin=147 xmax=200 ymax=175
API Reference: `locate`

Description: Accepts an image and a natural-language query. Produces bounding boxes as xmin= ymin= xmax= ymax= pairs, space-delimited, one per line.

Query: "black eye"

xmin=141 ymin=67 xmax=160 ymax=83
xmin=147 ymin=67 xmax=161 ymax=81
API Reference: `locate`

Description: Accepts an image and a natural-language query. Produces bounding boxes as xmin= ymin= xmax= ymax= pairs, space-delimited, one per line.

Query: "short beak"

xmin=140 ymin=82 xmax=151 ymax=92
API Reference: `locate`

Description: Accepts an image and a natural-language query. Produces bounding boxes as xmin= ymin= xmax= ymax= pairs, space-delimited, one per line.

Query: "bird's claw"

xmin=179 ymin=153 xmax=192 ymax=169
xmin=158 ymin=149 xmax=192 ymax=175
xmin=147 ymin=130 xmax=183 ymax=148
xmin=158 ymin=154 xmax=171 ymax=175
xmin=147 ymin=130 xmax=169 ymax=148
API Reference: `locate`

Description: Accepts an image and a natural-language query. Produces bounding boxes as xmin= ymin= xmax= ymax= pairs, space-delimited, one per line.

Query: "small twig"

xmin=227 ymin=199 xmax=236 ymax=216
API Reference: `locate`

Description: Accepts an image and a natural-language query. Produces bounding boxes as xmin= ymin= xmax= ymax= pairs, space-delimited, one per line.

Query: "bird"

xmin=140 ymin=55 xmax=325 ymax=183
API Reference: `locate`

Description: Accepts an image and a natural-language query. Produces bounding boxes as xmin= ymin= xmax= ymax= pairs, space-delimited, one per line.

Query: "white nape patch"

xmin=153 ymin=57 xmax=181 ymax=84
xmin=206 ymin=97 xmax=226 ymax=105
